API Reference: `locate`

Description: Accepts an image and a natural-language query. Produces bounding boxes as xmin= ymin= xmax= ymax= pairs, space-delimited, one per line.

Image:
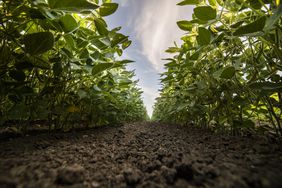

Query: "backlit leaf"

xmin=220 ymin=66 xmax=236 ymax=79
xmin=177 ymin=20 xmax=193 ymax=31
xmin=59 ymin=14 xmax=78 ymax=33
xmin=92 ymin=63 xmax=114 ymax=75
xmin=177 ymin=0 xmax=200 ymax=6
xmin=234 ymin=16 xmax=266 ymax=36
xmin=194 ymin=6 xmax=217 ymax=21
xmin=197 ymin=27 xmax=211 ymax=46
xmin=23 ymin=32 xmax=54 ymax=55
xmin=100 ymin=3 xmax=118 ymax=17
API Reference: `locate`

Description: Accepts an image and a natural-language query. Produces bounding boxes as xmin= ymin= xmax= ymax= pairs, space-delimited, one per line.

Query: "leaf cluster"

xmin=0 ymin=0 xmax=148 ymax=131
xmin=153 ymin=0 xmax=282 ymax=136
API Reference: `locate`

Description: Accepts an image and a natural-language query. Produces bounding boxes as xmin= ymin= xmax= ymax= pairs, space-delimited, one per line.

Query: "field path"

xmin=0 ymin=122 xmax=282 ymax=188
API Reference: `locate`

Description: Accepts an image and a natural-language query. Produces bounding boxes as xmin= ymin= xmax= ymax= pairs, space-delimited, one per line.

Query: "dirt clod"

xmin=175 ymin=163 xmax=194 ymax=181
xmin=123 ymin=168 xmax=141 ymax=185
xmin=56 ymin=164 xmax=85 ymax=185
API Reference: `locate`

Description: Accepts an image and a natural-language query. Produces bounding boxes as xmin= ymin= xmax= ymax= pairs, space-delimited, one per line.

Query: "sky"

xmin=106 ymin=0 xmax=194 ymax=116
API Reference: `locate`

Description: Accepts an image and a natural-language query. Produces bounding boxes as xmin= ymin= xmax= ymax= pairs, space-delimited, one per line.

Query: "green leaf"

xmin=94 ymin=18 xmax=108 ymax=36
xmin=122 ymin=40 xmax=132 ymax=49
xmin=249 ymin=82 xmax=282 ymax=92
xmin=23 ymin=32 xmax=54 ymax=55
xmin=91 ymin=38 xmax=108 ymax=50
xmin=48 ymin=0 xmax=99 ymax=12
xmin=177 ymin=20 xmax=193 ymax=31
xmin=194 ymin=6 xmax=217 ymax=21
xmin=166 ymin=47 xmax=181 ymax=53
xmin=220 ymin=66 xmax=236 ymax=79
xmin=64 ymin=34 xmax=76 ymax=49
xmin=92 ymin=63 xmax=114 ymax=75
xmin=264 ymin=4 xmax=282 ymax=32
xmin=234 ymin=16 xmax=266 ymax=36
xmin=230 ymin=21 xmax=244 ymax=28
xmin=177 ymin=0 xmax=200 ymax=6
xmin=111 ymin=33 xmax=128 ymax=47
xmin=100 ymin=3 xmax=118 ymax=17
xmin=59 ymin=14 xmax=78 ymax=33
xmin=196 ymin=27 xmax=211 ymax=46
xmin=117 ymin=60 xmax=134 ymax=65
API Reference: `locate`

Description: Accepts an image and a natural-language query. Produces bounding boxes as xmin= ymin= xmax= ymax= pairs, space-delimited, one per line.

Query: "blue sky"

xmin=106 ymin=0 xmax=193 ymax=116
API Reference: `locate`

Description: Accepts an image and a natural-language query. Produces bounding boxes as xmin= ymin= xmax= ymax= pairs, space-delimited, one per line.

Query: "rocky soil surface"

xmin=0 ymin=122 xmax=282 ymax=188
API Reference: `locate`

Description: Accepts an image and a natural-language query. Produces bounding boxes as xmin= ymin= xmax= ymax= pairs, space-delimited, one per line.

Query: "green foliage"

xmin=194 ymin=6 xmax=216 ymax=21
xmin=0 ymin=0 xmax=147 ymax=131
xmin=99 ymin=3 xmax=119 ymax=17
xmin=177 ymin=21 xmax=193 ymax=31
xmin=153 ymin=0 xmax=282 ymax=136
xmin=23 ymin=32 xmax=54 ymax=55
xmin=48 ymin=0 xmax=99 ymax=12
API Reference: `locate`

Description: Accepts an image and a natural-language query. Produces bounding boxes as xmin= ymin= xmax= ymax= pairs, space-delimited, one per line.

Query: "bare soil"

xmin=0 ymin=122 xmax=282 ymax=188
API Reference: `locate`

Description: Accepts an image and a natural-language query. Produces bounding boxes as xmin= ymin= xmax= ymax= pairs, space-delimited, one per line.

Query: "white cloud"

xmin=132 ymin=0 xmax=193 ymax=72
xmin=119 ymin=0 xmax=129 ymax=7
xmin=141 ymin=86 xmax=160 ymax=117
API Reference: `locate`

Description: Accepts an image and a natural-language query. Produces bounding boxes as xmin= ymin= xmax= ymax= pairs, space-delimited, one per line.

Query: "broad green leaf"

xmin=249 ymin=82 xmax=282 ymax=92
xmin=23 ymin=32 xmax=54 ymax=55
xmin=122 ymin=40 xmax=132 ymax=49
xmin=48 ymin=0 xmax=99 ymax=12
xmin=177 ymin=20 xmax=193 ymax=31
xmin=220 ymin=66 xmax=236 ymax=79
xmin=194 ymin=6 xmax=216 ymax=21
xmin=59 ymin=14 xmax=78 ymax=33
xmin=264 ymin=4 xmax=282 ymax=31
xmin=234 ymin=16 xmax=266 ymax=36
xmin=230 ymin=21 xmax=244 ymax=28
xmin=92 ymin=63 xmax=114 ymax=75
xmin=100 ymin=3 xmax=118 ymax=17
xmin=64 ymin=34 xmax=76 ymax=49
xmin=94 ymin=18 xmax=108 ymax=35
xmin=197 ymin=27 xmax=211 ymax=46
xmin=111 ymin=33 xmax=128 ymax=47
xmin=177 ymin=0 xmax=200 ymax=6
